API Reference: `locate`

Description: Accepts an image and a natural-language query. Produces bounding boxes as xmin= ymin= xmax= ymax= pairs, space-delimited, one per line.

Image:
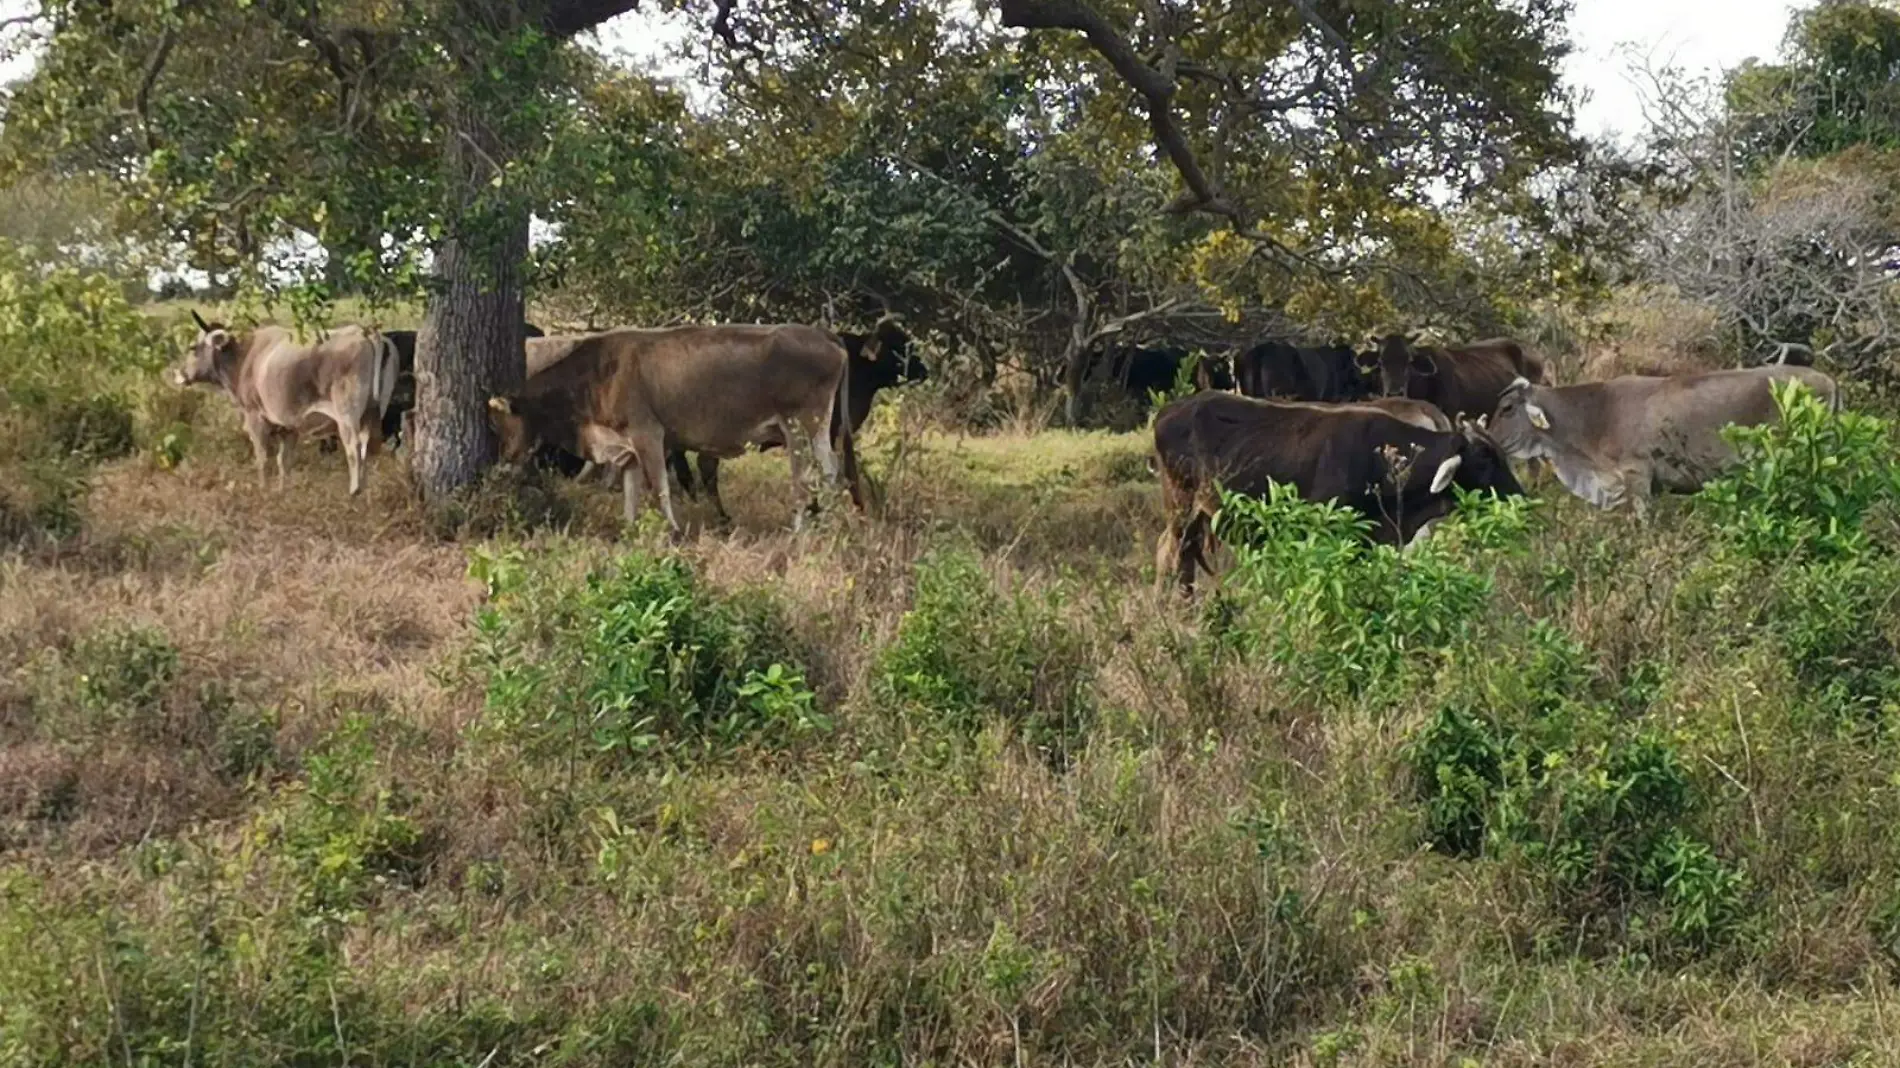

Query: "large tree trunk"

xmin=409 ymin=107 xmax=530 ymax=501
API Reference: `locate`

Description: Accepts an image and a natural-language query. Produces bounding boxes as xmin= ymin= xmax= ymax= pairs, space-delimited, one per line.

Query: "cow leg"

xmin=275 ymin=435 xmax=293 ymax=490
xmin=669 ymin=448 xmax=699 ymax=499
xmin=336 ymin=418 xmax=368 ymax=496
xmin=243 ymin=414 xmax=273 ymax=489
xmin=624 ymin=431 xmax=679 ymax=535
xmin=780 ymin=421 xmax=818 ymax=530
xmin=619 ymin=463 xmax=647 ymax=525
xmin=696 ymin=454 xmax=730 ymax=527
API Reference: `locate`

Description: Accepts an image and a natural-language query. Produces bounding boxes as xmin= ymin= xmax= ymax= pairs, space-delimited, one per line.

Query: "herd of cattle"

xmin=168 ymin=315 xmax=1839 ymax=592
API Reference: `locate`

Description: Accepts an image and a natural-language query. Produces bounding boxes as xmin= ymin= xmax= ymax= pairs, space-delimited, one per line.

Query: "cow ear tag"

xmin=1526 ymin=403 xmax=1550 ymax=430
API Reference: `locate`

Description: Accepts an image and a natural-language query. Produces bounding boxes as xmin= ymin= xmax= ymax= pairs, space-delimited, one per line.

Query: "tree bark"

xmin=410 ymin=106 xmax=530 ymax=501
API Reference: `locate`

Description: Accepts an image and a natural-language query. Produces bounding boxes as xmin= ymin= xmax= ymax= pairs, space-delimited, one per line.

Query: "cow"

xmin=1072 ymin=344 xmax=1228 ymax=422
xmin=1487 ymin=366 xmax=1838 ymax=516
xmin=1235 ymin=340 xmax=1373 ymax=402
xmin=1373 ymin=334 xmax=1548 ymax=422
xmin=1152 ymin=392 xmax=1523 ymax=593
xmin=378 ymin=322 xmax=545 ymax=448
xmin=169 ymin=312 xmax=398 ymax=496
xmin=664 ymin=322 xmax=926 ymax=523
xmin=485 ymin=325 xmax=859 ymax=532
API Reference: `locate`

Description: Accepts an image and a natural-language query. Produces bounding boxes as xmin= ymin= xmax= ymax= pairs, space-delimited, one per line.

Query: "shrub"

xmin=0 ymin=238 xmax=170 ymax=542
xmin=465 ymin=544 xmax=821 ymax=766
xmin=1211 ymin=484 xmax=1535 ymax=703
xmin=874 ymin=547 xmax=1095 ymax=763
xmin=1691 ymin=386 xmax=1900 ymax=729
xmin=69 ymin=624 xmax=179 ymax=728
xmin=1697 ymin=379 xmax=1900 ymax=561
xmin=1408 ymin=625 xmax=1747 ymax=948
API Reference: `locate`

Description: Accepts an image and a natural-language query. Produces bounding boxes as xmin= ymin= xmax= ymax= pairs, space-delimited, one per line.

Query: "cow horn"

xmin=190 ymin=309 xmax=210 ymax=332
xmin=1430 ymin=455 xmax=1462 ymax=494
xmin=1507 ymin=375 xmax=1529 ymax=391
xmin=486 ymin=396 xmax=511 ymax=414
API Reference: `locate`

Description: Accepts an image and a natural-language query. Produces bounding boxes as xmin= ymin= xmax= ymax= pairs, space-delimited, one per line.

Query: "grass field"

xmin=6 ymin=367 xmax=1900 ymax=1066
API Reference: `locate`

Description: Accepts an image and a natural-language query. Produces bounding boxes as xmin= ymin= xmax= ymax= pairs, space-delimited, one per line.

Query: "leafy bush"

xmin=874 ymin=547 xmax=1095 ymax=762
xmin=69 ymin=624 xmax=179 ymax=728
xmin=0 ymin=238 xmax=171 ymax=542
xmin=1690 ymin=385 xmax=1900 ymax=728
xmin=1408 ymin=625 xmax=1747 ymax=948
xmin=466 ymin=544 xmax=822 ymax=765
xmin=1698 ymin=379 xmax=1900 ymax=561
xmin=1211 ymin=484 xmax=1535 ymax=702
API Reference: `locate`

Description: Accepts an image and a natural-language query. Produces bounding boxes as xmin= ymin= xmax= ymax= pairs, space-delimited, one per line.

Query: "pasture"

xmin=4 ymin=295 xmax=1900 ymax=1066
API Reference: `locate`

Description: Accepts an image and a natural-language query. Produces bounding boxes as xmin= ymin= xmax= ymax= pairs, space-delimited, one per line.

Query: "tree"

xmin=2 ymin=0 xmax=640 ymax=499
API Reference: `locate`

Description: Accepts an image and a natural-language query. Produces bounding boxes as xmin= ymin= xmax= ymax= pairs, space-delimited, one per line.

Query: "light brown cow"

xmin=1488 ymin=365 xmax=1838 ymax=516
xmin=170 ymin=313 xmax=398 ymax=495
xmin=486 ymin=324 xmax=858 ymax=531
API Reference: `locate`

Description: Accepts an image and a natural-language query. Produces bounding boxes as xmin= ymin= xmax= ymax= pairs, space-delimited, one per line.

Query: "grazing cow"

xmin=378 ymin=322 xmax=545 ymax=448
xmin=1195 ymin=351 xmax=1238 ymax=393
xmin=666 ymin=322 xmax=926 ymax=522
xmin=170 ymin=312 xmax=398 ymax=495
xmin=1488 ymin=366 xmax=1837 ymax=516
xmin=1235 ymin=340 xmax=1373 ymax=402
xmin=1374 ymin=334 xmax=1547 ymax=422
xmin=486 ymin=325 xmax=858 ymax=531
xmin=1152 ymin=392 xmax=1523 ymax=593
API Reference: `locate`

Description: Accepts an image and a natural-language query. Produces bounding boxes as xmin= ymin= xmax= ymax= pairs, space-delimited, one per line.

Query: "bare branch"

xmin=133 ymin=27 xmax=175 ymax=153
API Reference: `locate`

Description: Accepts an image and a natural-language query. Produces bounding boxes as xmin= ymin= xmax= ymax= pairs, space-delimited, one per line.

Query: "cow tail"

xmin=835 ymin=339 xmax=865 ymax=511
xmin=373 ymin=333 xmax=399 ymax=416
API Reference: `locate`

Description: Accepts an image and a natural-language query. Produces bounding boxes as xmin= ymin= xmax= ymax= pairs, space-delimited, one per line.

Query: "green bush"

xmin=1690 ymin=386 xmax=1900 ymax=728
xmin=466 ymin=544 xmax=822 ymax=765
xmin=0 ymin=238 xmax=171 ymax=543
xmin=69 ymin=624 xmax=179 ymax=728
xmin=1408 ymin=625 xmax=1747 ymax=948
xmin=874 ymin=547 xmax=1095 ymax=763
xmin=1211 ymin=484 xmax=1535 ymax=703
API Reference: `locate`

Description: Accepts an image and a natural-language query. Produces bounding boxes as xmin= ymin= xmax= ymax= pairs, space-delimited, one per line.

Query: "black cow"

xmin=380 ymin=322 xmax=546 ymax=448
xmin=1152 ymin=391 xmax=1522 ymax=593
xmin=668 ymin=322 xmax=926 ymax=522
xmin=1234 ymin=340 xmax=1373 ymax=402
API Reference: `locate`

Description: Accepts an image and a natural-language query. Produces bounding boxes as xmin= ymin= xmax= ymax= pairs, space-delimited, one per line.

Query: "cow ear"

xmin=1412 ymin=349 xmax=1437 ymax=374
xmin=1526 ymin=402 xmax=1550 ymax=430
xmin=487 ymin=396 xmax=513 ymax=415
xmin=205 ymin=328 xmax=230 ymax=351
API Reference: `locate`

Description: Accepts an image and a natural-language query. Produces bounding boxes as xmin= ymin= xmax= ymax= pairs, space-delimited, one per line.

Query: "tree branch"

xmin=543 ymin=0 xmax=644 ymax=38
xmin=133 ymin=27 xmax=175 ymax=153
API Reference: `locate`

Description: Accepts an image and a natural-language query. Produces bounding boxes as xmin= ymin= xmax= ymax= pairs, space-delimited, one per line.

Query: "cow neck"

xmin=214 ymin=333 xmax=259 ymax=399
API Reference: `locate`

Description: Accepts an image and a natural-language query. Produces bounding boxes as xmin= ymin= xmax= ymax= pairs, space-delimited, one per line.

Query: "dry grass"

xmin=5 ymin=380 xmax=1900 ymax=1066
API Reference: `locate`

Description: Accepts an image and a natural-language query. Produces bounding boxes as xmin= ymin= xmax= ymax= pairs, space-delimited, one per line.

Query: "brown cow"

xmin=170 ymin=312 xmax=398 ymax=495
xmin=486 ymin=325 xmax=858 ymax=531
xmin=1374 ymin=334 xmax=1547 ymax=422
xmin=1152 ymin=392 xmax=1524 ymax=593
xmin=1489 ymin=366 xmax=1837 ymax=516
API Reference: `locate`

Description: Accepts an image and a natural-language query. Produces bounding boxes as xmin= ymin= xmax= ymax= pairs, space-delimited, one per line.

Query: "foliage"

xmin=874 ymin=546 xmax=1095 ymax=762
xmin=1688 ymin=382 xmax=1900 ymax=728
xmin=1210 ymin=483 xmax=1535 ymax=703
xmin=1409 ymin=625 xmax=1747 ymax=948
xmin=0 ymin=238 xmax=169 ymax=542
xmin=1698 ymin=379 xmax=1900 ymax=560
xmin=465 ymin=544 xmax=822 ymax=765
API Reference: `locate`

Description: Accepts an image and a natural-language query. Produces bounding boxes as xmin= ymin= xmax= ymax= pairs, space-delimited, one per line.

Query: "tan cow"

xmin=170 ymin=313 xmax=398 ymax=495
xmin=486 ymin=324 xmax=858 ymax=531
xmin=1488 ymin=365 xmax=1838 ymax=516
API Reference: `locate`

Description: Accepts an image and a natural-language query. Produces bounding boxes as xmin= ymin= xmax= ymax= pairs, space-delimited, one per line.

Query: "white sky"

xmin=594 ymin=0 xmax=1806 ymax=145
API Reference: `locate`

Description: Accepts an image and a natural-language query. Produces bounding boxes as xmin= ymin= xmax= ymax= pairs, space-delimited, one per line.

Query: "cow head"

xmin=171 ymin=310 xmax=237 ymax=388
xmin=1374 ymin=332 xmax=1431 ymax=397
xmin=485 ymin=395 xmax=534 ymax=463
xmin=1487 ymin=377 xmax=1554 ymax=460
xmin=1450 ymin=425 xmax=1525 ymax=497
xmin=1195 ymin=352 xmax=1237 ymax=392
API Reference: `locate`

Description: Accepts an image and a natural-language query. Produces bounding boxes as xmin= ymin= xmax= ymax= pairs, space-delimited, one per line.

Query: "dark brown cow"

xmin=170 ymin=312 xmax=398 ymax=496
xmin=1152 ymin=392 xmax=1523 ymax=593
xmin=1374 ymin=334 xmax=1548 ymax=422
xmin=487 ymin=325 xmax=859 ymax=531
xmin=665 ymin=322 xmax=926 ymax=521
